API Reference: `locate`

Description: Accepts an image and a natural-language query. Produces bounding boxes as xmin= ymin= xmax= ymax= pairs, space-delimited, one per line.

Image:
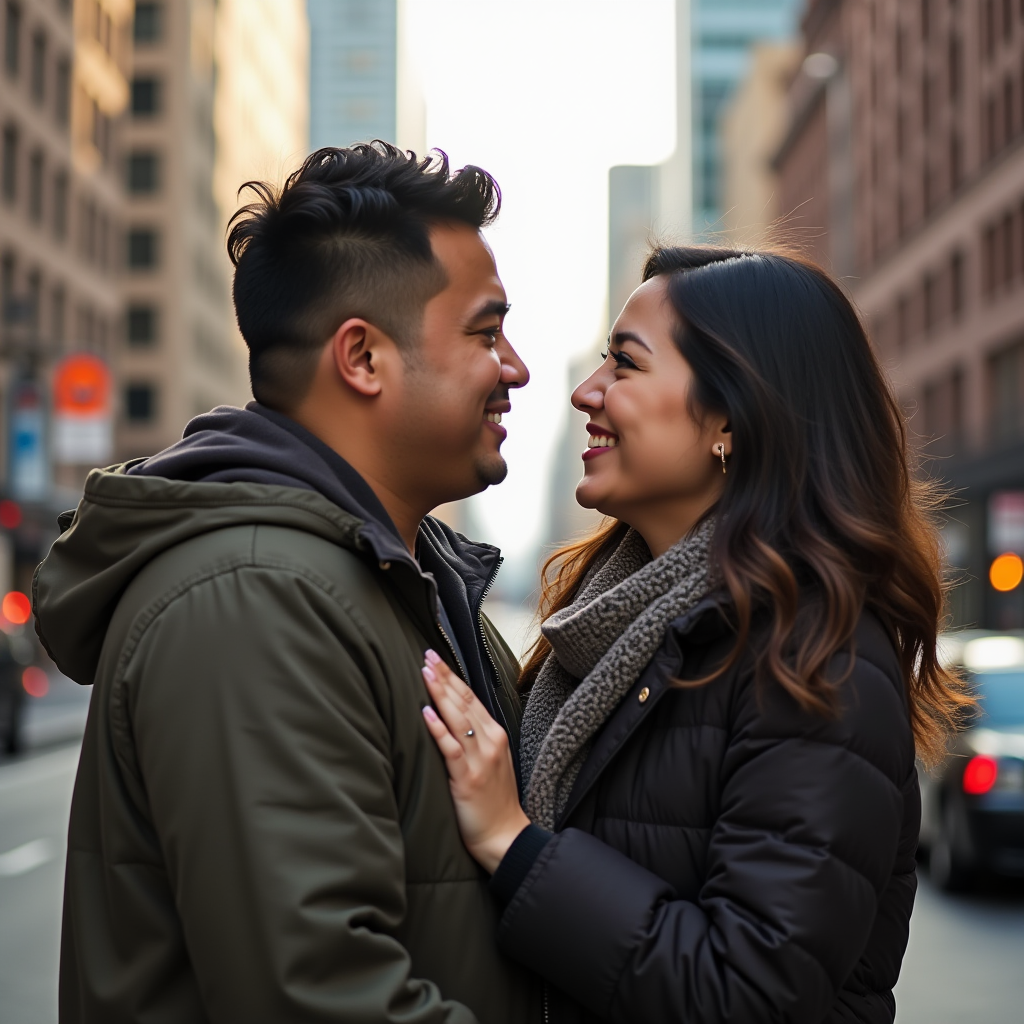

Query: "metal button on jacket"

xmin=638 ymin=687 xmax=650 ymax=703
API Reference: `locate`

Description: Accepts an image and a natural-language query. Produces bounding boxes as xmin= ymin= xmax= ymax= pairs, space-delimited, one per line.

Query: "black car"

xmin=919 ymin=632 xmax=1024 ymax=890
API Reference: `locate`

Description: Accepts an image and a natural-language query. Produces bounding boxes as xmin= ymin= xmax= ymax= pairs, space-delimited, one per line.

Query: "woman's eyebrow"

xmin=612 ymin=330 xmax=652 ymax=352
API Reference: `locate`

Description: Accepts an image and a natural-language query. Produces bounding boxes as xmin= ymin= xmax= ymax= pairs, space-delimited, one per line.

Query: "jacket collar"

xmin=555 ymin=592 xmax=733 ymax=829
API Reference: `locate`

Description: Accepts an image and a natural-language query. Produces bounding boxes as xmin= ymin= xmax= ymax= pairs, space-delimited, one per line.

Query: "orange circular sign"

xmin=53 ymin=354 xmax=112 ymax=416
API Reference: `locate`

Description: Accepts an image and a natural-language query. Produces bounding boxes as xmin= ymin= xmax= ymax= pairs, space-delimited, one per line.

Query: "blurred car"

xmin=918 ymin=631 xmax=1024 ymax=890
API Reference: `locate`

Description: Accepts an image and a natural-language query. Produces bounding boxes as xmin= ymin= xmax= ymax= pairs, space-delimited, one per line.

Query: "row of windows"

xmin=981 ymin=68 xmax=1024 ymax=162
xmin=1 ymin=121 xmax=118 ymax=271
xmin=2 ymin=249 xmax=160 ymax=357
xmin=3 ymin=2 xmax=72 ymax=124
xmin=1 ymin=251 xmax=108 ymax=354
xmin=981 ymin=0 xmax=1024 ymax=60
xmin=981 ymin=197 xmax=1024 ymax=296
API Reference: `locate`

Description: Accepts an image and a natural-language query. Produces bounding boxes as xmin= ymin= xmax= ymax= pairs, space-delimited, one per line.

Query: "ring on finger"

xmin=464 ymin=729 xmax=475 ymax=738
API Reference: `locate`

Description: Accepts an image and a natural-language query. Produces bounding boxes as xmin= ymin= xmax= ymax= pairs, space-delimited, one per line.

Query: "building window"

xmin=4 ymin=2 xmax=20 ymax=78
xmin=984 ymin=0 xmax=996 ymax=60
xmin=51 ymin=284 xmax=64 ymax=347
xmin=897 ymin=293 xmax=910 ymax=351
xmin=948 ymin=33 xmax=961 ymax=100
xmin=55 ymin=56 xmax=70 ymax=124
xmin=127 ymin=227 xmax=159 ymax=269
xmin=127 ymin=150 xmax=159 ymax=193
xmin=126 ymin=303 xmax=158 ymax=346
xmin=130 ymin=76 xmax=161 ymax=116
xmin=2 ymin=123 xmax=17 ymax=203
xmin=28 ymin=147 xmax=42 ymax=221
xmin=125 ymin=383 xmax=156 ymax=423
xmin=29 ymin=27 xmax=44 ymax=101
xmin=949 ymin=132 xmax=963 ymax=190
xmin=133 ymin=2 xmax=162 ymax=44
xmin=1004 ymin=75 xmax=1016 ymax=142
xmin=923 ymin=272 xmax=937 ymax=332
xmin=53 ymin=167 xmax=67 ymax=239
xmin=990 ymin=340 xmax=1024 ymax=443
xmin=951 ymin=249 xmax=965 ymax=318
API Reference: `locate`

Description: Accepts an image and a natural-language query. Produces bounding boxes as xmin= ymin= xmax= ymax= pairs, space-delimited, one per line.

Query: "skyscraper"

xmin=691 ymin=0 xmax=802 ymax=235
xmin=306 ymin=0 xmax=424 ymax=153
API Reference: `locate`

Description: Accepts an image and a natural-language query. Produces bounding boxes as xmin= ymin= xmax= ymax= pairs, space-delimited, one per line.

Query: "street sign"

xmin=52 ymin=354 xmax=113 ymax=465
xmin=8 ymin=379 xmax=49 ymax=501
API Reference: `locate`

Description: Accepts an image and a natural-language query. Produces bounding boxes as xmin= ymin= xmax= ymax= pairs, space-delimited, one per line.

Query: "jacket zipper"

xmin=543 ymin=983 xmax=550 ymax=1024
xmin=475 ymin=557 xmax=514 ymax=740
xmin=435 ymin=619 xmax=469 ymax=682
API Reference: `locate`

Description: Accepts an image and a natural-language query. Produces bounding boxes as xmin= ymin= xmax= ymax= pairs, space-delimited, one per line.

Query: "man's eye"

xmin=480 ymin=328 xmax=499 ymax=344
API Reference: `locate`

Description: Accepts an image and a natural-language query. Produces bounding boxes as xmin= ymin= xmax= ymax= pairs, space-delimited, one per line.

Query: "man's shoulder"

xmin=122 ymin=521 xmax=380 ymax=619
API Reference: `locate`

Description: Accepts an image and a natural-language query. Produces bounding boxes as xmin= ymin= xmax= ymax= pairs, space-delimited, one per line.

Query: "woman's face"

xmin=571 ymin=276 xmax=730 ymax=555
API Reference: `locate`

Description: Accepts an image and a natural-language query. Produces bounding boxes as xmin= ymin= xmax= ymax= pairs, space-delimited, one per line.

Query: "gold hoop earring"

xmin=717 ymin=443 xmax=727 ymax=474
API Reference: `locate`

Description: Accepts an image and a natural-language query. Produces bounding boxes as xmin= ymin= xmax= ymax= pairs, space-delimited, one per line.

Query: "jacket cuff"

xmin=489 ymin=824 xmax=553 ymax=907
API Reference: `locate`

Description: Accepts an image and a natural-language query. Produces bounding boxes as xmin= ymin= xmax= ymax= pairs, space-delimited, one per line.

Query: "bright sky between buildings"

xmin=406 ymin=0 xmax=678 ymax=570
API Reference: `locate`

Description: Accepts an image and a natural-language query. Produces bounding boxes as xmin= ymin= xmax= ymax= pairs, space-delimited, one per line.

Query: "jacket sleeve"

xmin=496 ymin=653 xmax=914 ymax=1024
xmin=123 ymin=564 xmax=477 ymax=1024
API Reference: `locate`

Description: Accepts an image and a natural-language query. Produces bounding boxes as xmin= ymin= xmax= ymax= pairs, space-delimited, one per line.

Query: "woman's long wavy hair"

xmin=521 ymin=245 xmax=972 ymax=765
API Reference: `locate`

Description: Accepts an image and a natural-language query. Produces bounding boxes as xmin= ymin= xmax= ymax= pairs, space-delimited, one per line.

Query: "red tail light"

xmin=963 ymin=755 xmax=998 ymax=795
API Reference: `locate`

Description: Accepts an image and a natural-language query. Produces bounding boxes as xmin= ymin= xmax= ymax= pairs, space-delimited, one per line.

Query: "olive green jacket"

xmin=35 ymin=467 xmax=540 ymax=1023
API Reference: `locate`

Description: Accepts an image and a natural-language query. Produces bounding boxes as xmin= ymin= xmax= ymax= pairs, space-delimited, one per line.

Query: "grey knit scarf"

xmin=520 ymin=518 xmax=715 ymax=829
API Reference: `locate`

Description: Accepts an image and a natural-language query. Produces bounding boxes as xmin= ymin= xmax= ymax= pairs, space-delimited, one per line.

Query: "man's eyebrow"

xmin=612 ymin=330 xmax=652 ymax=352
xmin=468 ymin=299 xmax=511 ymax=321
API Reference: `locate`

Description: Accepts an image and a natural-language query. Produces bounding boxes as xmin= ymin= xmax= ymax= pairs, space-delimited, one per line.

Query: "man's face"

xmin=389 ymin=223 xmax=529 ymax=507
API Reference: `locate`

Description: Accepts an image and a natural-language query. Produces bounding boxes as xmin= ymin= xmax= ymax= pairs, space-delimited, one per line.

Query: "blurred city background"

xmin=1 ymin=1 xmax=1023 ymax=1021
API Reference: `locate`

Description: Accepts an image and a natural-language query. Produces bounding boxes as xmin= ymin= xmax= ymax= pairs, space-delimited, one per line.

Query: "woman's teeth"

xmin=486 ymin=413 xmax=503 ymax=424
xmin=587 ymin=435 xmax=619 ymax=448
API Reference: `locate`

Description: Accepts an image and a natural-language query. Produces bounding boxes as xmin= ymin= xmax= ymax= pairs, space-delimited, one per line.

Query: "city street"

xmin=1 ymin=739 xmax=1022 ymax=1023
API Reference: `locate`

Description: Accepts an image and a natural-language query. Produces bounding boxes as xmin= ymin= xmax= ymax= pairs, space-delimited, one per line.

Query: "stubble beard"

xmin=474 ymin=451 xmax=508 ymax=489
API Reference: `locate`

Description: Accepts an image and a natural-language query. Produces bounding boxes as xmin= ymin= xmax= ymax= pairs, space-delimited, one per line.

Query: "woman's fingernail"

xmin=422 ymin=705 xmax=439 ymax=722
xmin=421 ymin=665 xmax=437 ymax=683
xmin=425 ymin=649 xmax=442 ymax=665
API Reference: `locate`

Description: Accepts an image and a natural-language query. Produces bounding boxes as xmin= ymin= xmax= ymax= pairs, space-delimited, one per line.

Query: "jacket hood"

xmin=34 ymin=404 xmax=501 ymax=686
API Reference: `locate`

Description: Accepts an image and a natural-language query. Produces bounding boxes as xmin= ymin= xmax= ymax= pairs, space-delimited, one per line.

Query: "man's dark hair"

xmin=227 ymin=142 xmax=501 ymax=411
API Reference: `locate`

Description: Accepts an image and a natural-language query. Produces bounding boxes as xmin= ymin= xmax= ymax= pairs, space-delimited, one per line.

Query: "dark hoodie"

xmin=126 ymin=402 xmax=516 ymax=759
xmin=35 ymin=403 xmax=538 ymax=1024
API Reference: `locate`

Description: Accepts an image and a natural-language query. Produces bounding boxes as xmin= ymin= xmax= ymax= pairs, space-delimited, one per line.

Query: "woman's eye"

xmin=610 ymin=349 xmax=637 ymax=369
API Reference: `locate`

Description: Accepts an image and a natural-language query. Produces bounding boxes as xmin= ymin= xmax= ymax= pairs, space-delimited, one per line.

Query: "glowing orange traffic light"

xmin=990 ymin=553 xmax=1024 ymax=592
xmin=2 ymin=591 xmax=31 ymax=625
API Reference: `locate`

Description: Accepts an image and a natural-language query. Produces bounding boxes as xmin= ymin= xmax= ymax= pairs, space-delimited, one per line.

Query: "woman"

xmin=420 ymin=246 xmax=970 ymax=1024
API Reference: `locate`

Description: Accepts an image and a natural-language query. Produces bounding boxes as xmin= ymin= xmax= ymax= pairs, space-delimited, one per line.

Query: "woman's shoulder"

xmin=664 ymin=599 xmax=914 ymax=781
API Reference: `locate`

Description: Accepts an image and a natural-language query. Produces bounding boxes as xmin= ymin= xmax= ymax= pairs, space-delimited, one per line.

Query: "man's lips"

xmin=484 ymin=401 xmax=509 ymax=439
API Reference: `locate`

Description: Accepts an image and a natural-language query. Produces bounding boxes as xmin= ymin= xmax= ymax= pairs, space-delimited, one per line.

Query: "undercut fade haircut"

xmin=227 ymin=142 xmax=501 ymax=411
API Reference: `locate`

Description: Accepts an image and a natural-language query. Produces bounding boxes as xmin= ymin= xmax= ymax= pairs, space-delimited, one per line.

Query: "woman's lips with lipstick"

xmin=583 ymin=423 xmax=619 ymax=460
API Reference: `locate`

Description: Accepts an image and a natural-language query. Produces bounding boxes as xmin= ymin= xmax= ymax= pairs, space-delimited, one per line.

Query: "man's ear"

xmin=329 ymin=318 xmax=385 ymax=397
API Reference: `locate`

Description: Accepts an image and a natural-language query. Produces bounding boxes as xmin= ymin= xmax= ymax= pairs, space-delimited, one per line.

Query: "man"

xmin=35 ymin=144 xmax=542 ymax=1022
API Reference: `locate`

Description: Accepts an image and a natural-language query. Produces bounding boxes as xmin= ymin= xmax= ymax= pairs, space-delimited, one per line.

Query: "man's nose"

xmin=498 ymin=337 xmax=530 ymax=389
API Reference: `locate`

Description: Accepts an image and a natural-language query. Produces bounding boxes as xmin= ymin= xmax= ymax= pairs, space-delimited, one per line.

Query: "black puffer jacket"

xmin=496 ymin=598 xmax=920 ymax=1024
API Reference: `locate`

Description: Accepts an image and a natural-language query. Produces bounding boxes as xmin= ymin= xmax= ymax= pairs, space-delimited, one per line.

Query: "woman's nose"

xmin=571 ymin=369 xmax=605 ymax=413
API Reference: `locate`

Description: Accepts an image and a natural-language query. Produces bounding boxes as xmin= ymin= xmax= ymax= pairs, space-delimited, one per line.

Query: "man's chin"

xmin=474 ymin=453 xmax=508 ymax=488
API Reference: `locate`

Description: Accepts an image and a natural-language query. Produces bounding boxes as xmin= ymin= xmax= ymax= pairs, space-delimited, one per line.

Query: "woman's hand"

xmin=420 ymin=649 xmax=530 ymax=873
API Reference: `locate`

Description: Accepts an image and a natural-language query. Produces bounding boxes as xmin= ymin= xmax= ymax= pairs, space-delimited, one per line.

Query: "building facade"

xmin=306 ymin=0 xmax=424 ymax=155
xmin=691 ymin=0 xmax=802 ymax=235
xmin=118 ymin=0 xmax=249 ymax=460
xmin=1 ymin=0 xmax=131 ymax=592
xmin=775 ymin=0 xmax=1024 ymax=629
xmin=719 ymin=41 xmax=802 ymax=244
